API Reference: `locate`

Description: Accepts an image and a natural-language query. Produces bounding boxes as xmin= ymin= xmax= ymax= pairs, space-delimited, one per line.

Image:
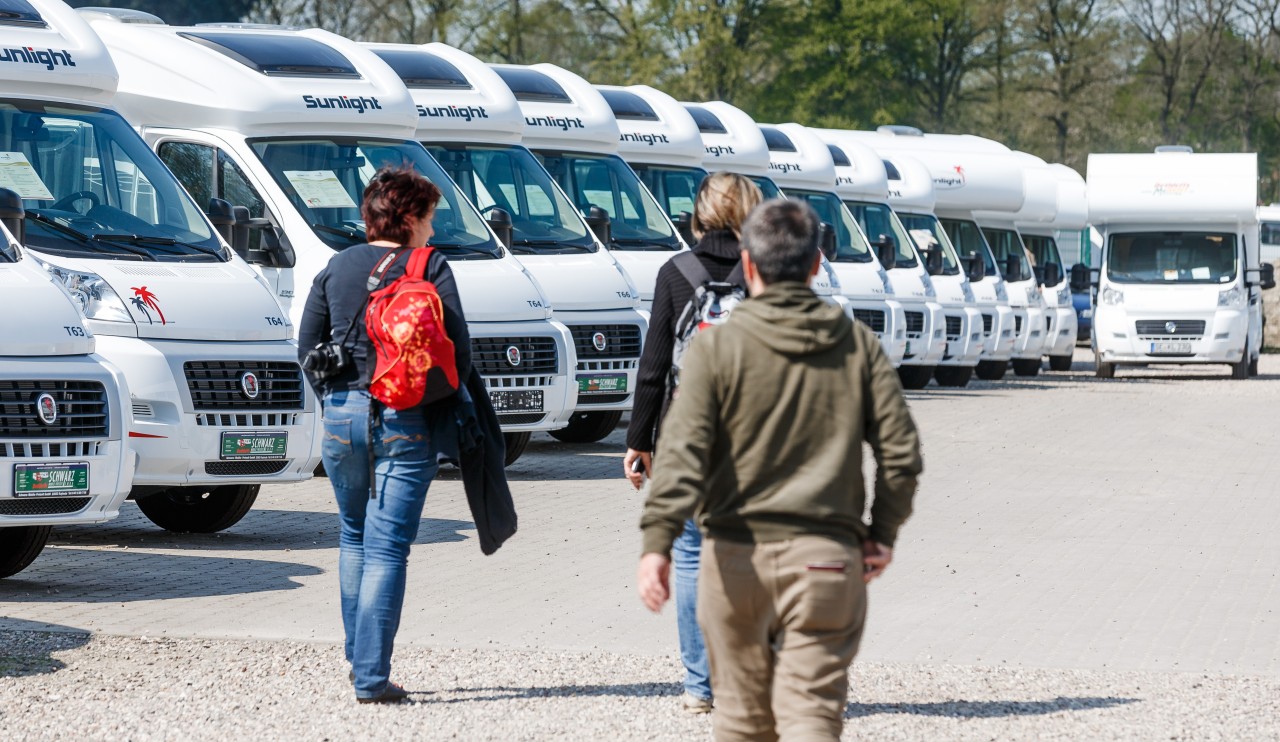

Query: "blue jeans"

xmin=673 ymin=519 xmax=711 ymax=701
xmin=322 ymin=390 xmax=438 ymax=699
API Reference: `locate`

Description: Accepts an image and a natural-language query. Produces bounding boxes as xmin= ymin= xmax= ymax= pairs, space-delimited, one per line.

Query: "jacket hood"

xmin=732 ymin=282 xmax=850 ymax=356
xmin=694 ymin=229 xmax=742 ymax=260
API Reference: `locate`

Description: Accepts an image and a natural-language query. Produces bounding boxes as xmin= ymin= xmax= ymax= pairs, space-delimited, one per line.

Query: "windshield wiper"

xmin=611 ymin=238 xmax=678 ymax=251
xmin=93 ymin=233 xmax=224 ymax=259
xmin=434 ymin=243 xmax=500 ymax=257
xmin=25 ymin=212 xmax=152 ymax=260
xmin=312 ymin=223 xmax=364 ymax=242
xmin=509 ymin=238 xmax=593 ymax=254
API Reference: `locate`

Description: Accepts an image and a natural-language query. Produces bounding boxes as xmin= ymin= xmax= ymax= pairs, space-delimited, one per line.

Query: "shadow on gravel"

xmin=0 ymin=620 xmax=90 ymax=678
xmin=845 ymin=695 xmax=1140 ymax=719
xmin=426 ymin=682 xmax=682 ymax=703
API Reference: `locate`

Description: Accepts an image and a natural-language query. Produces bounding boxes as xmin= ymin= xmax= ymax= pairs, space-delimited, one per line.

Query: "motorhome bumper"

xmin=937 ymin=306 xmax=984 ymax=367
xmin=978 ymin=304 xmax=1016 ymax=361
xmin=1094 ymin=309 xmax=1247 ymax=364
xmin=845 ymin=299 xmax=906 ymax=367
xmin=473 ymin=319 xmax=578 ymax=432
xmin=899 ymin=301 xmax=947 ymax=366
xmin=1012 ymin=305 xmax=1048 ymax=359
xmin=1046 ymin=306 xmax=1077 ymax=357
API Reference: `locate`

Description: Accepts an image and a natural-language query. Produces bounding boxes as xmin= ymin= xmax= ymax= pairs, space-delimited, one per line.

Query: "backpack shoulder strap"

xmin=405 ymin=247 xmax=435 ymax=281
xmin=672 ymin=250 xmax=714 ymax=290
xmin=726 ymin=260 xmax=745 ymax=288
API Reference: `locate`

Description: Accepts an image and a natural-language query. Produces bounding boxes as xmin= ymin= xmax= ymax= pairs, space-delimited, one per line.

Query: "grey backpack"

xmin=668 ymin=252 xmax=746 ymax=399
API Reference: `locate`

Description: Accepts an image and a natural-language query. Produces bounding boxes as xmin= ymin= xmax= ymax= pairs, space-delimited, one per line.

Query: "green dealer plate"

xmin=14 ymin=462 xmax=89 ymax=497
xmin=577 ymin=374 xmax=628 ymax=394
xmin=220 ymin=431 xmax=288 ymax=461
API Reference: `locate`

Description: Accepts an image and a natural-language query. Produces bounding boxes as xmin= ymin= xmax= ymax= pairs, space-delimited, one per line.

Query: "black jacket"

xmin=446 ymin=368 xmax=518 ymax=555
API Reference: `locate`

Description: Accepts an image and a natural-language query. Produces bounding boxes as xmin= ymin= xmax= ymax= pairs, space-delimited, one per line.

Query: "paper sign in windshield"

xmin=909 ymin=228 xmax=938 ymax=251
xmin=0 ymin=152 xmax=54 ymax=200
xmin=283 ymin=170 xmax=357 ymax=209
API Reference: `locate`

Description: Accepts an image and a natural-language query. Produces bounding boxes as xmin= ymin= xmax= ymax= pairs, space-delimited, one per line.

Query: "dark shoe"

xmin=348 ymin=670 xmax=354 ymax=684
xmin=356 ymin=681 xmax=410 ymax=704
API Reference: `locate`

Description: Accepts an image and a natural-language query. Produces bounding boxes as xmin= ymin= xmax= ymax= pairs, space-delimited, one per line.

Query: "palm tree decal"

xmin=130 ymin=286 xmax=166 ymax=325
xmin=128 ymin=296 xmax=152 ymax=324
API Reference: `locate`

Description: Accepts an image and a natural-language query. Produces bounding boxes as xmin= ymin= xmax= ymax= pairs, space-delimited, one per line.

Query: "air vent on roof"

xmin=599 ymin=89 xmax=658 ymax=121
xmin=1155 ymin=145 xmax=1194 ymax=154
xmin=877 ymin=125 xmax=924 ymax=137
xmin=760 ymin=127 xmax=796 ymax=153
xmin=826 ymin=144 xmax=851 ymax=167
xmin=372 ymin=49 xmax=471 ymax=90
xmin=493 ymin=67 xmax=571 ymax=103
xmin=684 ymin=105 xmax=727 ymax=134
xmin=179 ymin=32 xmax=361 ymax=79
xmin=882 ymin=159 xmax=902 ymax=180
xmin=0 ymin=0 xmax=45 ymax=27
xmin=78 ymin=7 xmax=164 ymax=24
xmin=196 ymin=22 xmax=295 ymax=30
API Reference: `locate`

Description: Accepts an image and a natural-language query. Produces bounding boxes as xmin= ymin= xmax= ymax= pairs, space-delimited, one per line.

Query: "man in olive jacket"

xmin=637 ymin=199 xmax=922 ymax=741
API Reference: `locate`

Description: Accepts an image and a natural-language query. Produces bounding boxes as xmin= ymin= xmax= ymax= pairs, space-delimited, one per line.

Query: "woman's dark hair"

xmin=361 ymin=165 xmax=442 ymax=245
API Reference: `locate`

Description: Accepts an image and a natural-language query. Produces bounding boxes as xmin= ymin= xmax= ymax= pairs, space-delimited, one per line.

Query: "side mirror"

xmin=206 ymin=197 xmax=235 ymax=242
xmin=584 ymin=205 xmax=611 ymax=246
xmin=966 ymin=251 xmax=985 ymax=282
xmin=925 ymin=245 xmax=944 ymax=276
xmin=0 ymin=187 xmax=24 ymax=245
xmin=229 ymin=205 xmax=251 ymax=259
xmin=818 ymin=222 xmax=837 ymax=261
xmin=486 ymin=207 xmax=513 ymax=249
xmin=1003 ymin=254 xmax=1020 ymax=283
xmin=1263 ymin=263 xmax=1276 ymax=291
xmin=674 ymin=211 xmax=695 ymax=248
xmin=1043 ymin=262 xmax=1062 ymax=288
xmin=1069 ymin=263 xmax=1092 ymax=292
xmin=871 ymin=234 xmax=896 ymax=270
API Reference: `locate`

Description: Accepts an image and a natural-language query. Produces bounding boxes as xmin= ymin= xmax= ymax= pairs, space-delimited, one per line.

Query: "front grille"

xmin=205 ymin=460 xmax=290 ymax=476
xmin=0 ymin=380 xmax=108 ymax=438
xmin=473 ymin=337 xmax=558 ymax=376
xmin=982 ymin=314 xmax=993 ymax=334
xmin=195 ymin=413 xmax=300 ymax=428
xmin=0 ymin=441 xmax=104 ymax=458
xmin=1136 ymin=319 xmax=1206 ymax=337
xmin=184 ymin=361 xmax=304 ymax=411
xmin=577 ymin=393 xmax=630 ymax=406
xmin=852 ymin=309 xmax=886 ymax=333
xmin=484 ymin=375 xmax=555 ymax=389
xmin=945 ymin=315 xmax=962 ymax=339
xmin=904 ymin=311 xmax=925 ymax=334
xmin=0 ymin=497 xmax=90 ymax=516
xmin=497 ymin=413 xmax=545 ymax=425
xmin=570 ymin=325 xmax=642 ymax=360
xmin=1015 ymin=315 xmax=1024 ymax=334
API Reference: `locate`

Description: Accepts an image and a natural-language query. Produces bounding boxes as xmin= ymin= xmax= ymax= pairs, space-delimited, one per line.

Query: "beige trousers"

xmin=698 ymin=536 xmax=867 ymax=742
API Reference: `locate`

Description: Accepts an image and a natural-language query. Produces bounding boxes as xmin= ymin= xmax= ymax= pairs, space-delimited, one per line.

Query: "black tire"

xmin=548 ymin=410 xmax=624 ymax=444
xmin=135 ymin=484 xmax=260 ymax=533
xmin=1095 ymin=357 xmax=1115 ymax=379
xmin=934 ymin=365 xmax=973 ymax=388
xmin=1012 ymin=358 xmax=1041 ymax=377
xmin=1048 ymin=355 xmax=1073 ymax=372
xmin=1231 ymin=355 xmax=1250 ymax=380
xmin=0 ymin=526 xmax=51 ymax=578
xmin=897 ymin=365 xmax=934 ymax=390
xmin=974 ymin=360 xmax=1007 ymax=381
xmin=1250 ymin=355 xmax=1259 ymax=377
xmin=503 ymin=432 xmax=531 ymax=467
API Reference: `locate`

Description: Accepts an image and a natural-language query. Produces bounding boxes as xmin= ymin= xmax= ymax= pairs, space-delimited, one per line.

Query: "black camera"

xmin=301 ymin=342 xmax=351 ymax=379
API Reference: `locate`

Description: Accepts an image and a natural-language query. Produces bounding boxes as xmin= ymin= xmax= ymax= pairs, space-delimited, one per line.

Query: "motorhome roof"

xmin=0 ymin=0 xmax=118 ymax=107
xmin=835 ymin=127 xmax=1012 ymax=154
xmin=973 ymin=152 xmax=1058 ymax=227
xmin=880 ymin=153 xmax=936 ymax=212
xmin=758 ymin=123 xmax=836 ymax=191
xmin=595 ymin=84 xmax=703 ymax=167
xmin=681 ymin=100 xmax=770 ymax=175
xmin=489 ymin=62 xmax=619 ymax=152
xmin=364 ymin=42 xmax=523 ymax=145
xmin=1087 ymin=151 xmax=1258 ymax=226
xmin=88 ymin=19 xmax=416 ymax=138
xmin=1045 ymin=164 xmax=1087 ymax=232
xmin=815 ymin=131 xmax=888 ymax=201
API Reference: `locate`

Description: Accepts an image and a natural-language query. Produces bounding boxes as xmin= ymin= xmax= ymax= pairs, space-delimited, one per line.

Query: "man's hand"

xmin=623 ymin=449 xmax=653 ymax=490
xmin=637 ymin=552 xmax=671 ymax=612
xmin=862 ymin=541 xmax=893 ymax=583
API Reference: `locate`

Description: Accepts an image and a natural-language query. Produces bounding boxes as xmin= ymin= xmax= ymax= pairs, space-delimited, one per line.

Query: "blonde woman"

xmin=624 ymin=172 xmax=762 ymax=713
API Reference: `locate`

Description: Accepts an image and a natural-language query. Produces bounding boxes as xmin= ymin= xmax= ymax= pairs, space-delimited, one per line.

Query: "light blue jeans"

xmin=322 ymin=390 xmax=438 ymax=699
xmin=673 ymin=519 xmax=712 ymax=701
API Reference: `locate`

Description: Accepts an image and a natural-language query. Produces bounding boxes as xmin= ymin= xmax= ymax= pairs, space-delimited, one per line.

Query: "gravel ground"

xmin=2 ymin=630 xmax=1277 ymax=741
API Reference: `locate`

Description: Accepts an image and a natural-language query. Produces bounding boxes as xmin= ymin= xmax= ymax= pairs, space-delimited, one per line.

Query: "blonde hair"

xmin=692 ymin=172 xmax=763 ymax=240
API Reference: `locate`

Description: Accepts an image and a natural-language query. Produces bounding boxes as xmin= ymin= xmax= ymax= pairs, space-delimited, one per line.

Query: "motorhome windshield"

xmin=846 ymin=200 xmax=921 ymax=270
xmin=248 ymin=137 xmax=499 ymax=258
xmin=784 ymin=188 xmax=871 ymax=263
xmin=981 ymin=227 xmax=1034 ymax=282
xmin=425 ymin=142 xmax=595 ymax=254
xmin=1023 ymin=234 xmax=1063 ymax=283
xmin=630 ymin=163 xmax=707 ymax=223
xmin=1106 ymin=231 xmax=1237 ymax=284
xmin=535 ymin=150 xmax=680 ymax=251
xmin=1261 ymin=221 xmax=1280 ymax=250
xmin=0 ymin=100 xmax=224 ymax=262
xmin=749 ymin=176 xmax=782 ymax=199
xmin=897 ymin=212 xmax=962 ymax=274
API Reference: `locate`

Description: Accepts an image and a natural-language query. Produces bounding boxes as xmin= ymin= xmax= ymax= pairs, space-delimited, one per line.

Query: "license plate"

xmin=490 ymin=390 xmax=544 ymax=413
xmin=1149 ymin=341 xmax=1192 ymax=354
xmin=14 ymin=462 xmax=89 ymax=497
xmin=576 ymin=374 xmax=628 ymax=394
xmin=220 ymin=431 xmax=288 ymax=460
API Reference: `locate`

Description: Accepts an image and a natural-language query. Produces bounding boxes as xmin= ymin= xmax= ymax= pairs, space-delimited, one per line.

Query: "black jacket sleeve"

xmin=626 ymin=261 xmax=679 ymax=452
xmin=429 ymin=250 xmax=472 ymax=382
xmin=297 ymin=267 xmax=331 ymax=394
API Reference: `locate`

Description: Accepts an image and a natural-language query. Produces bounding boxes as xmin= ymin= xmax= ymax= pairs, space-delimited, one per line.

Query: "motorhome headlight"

xmin=1100 ymin=287 xmax=1124 ymax=306
xmin=1218 ymin=286 xmax=1245 ymax=308
xmin=1025 ymin=285 xmax=1042 ymax=306
xmin=922 ymin=272 xmax=937 ymax=299
xmin=961 ymin=281 xmax=975 ymax=303
xmin=878 ymin=268 xmax=893 ymax=295
xmin=995 ymin=281 xmax=1008 ymax=302
xmin=46 ymin=266 xmax=132 ymax=323
xmin=1057 ymin=285 xmax=1071 ymax=305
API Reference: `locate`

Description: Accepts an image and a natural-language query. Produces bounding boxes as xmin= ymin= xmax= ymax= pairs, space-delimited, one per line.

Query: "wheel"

xmin=1012 ymin=358 xmax=1041 ymax=377
xmin=1048 ymin=355 xmax=1073 ymax=371
xmin=1250 ymin=355 xmax=1259 ymax=377
xmin=897 ymin=365 xmax=934 ymax=390
xmin=974 ymin=360 xmax=1007 ymax=381
xmin=548 ymin=410 xmax=623 ymax=444
xmin=0 ymin=526 xmax=52 ymax=578
xmin=1095 ymin=355 xmax=1115 ymax=379
xmin=1231 ymin=354 xmax=1250 ymax=380
xmin=503 ymin=432 xmax=531 ymax=467
xmin=933 ymin=365 xmax=973 ymax=388
xmin=135 ymin=484 xmax=260 ymax=533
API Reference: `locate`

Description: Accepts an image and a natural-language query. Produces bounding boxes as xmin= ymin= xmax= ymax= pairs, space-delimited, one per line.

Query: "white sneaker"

xmin=682 ymin=692 xmax=713 ymax=714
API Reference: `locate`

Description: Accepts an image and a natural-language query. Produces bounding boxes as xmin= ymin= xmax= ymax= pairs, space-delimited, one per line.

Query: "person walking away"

xmin=624 ymin=172 xmax=763 ymax=714
xmin=299 ymin=166 xmax=471 ymax=704
xmin=637 ymin=199 xmax=922 ymax=740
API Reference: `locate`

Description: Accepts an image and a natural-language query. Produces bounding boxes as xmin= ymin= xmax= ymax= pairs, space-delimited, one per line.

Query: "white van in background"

xmin=0 ymin=215 xmax=133 ymax=577
xmin=1084 ymin=149 xmax=1271 ymax=379
xmin=1015 ymin=161 xmax=1085 ymax=371
xmin=820 ymin=133 xmax=982 ymax=386
xmin=90 ymin=18 xmax=576 ymax=463
xmin=5 ymin=1 xmax=318 ymax=535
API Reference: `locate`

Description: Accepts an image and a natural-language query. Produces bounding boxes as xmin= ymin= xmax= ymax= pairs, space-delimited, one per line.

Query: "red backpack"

xmin=364 ymin=247 xmax=459 ymax=409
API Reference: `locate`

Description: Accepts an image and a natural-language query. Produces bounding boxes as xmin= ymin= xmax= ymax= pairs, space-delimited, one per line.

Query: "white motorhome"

xmin=759 ymin=124 xmax=923 ymax=381
xmin=0 ymin=214 xmax=133 ymax=577
xmin=1084 ymin=149 xmax=1270 ymax=379
xmin=364 ymin=45 xmax=640 ymax=445
xmin=89 ymin=17 xmax=578 ymax=464
xmin=819 ymin=133 xmax=983 ymax=386
xmin=1013 ymin=161 xmax=1084 ymax=371
xmin=2 ymin=0 xmax=318 ymax=534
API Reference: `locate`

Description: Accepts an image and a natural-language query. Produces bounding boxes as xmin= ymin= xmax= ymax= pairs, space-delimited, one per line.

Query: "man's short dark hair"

xmin=741 ymin=198 xmax=821 ymax=285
